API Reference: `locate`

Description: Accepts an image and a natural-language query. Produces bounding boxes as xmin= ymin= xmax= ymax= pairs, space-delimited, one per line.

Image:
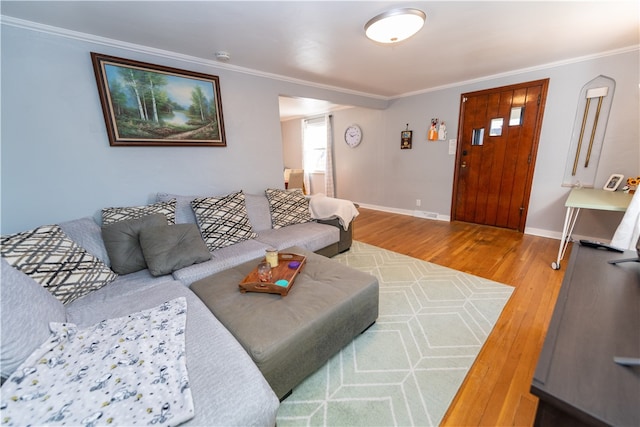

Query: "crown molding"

xmin=0 ymin=15 xmax=389 ymax=102
xmin=396 ymin=45 xmax=640 ymax=99
xmin=3 ymin=15 xmax=637 ymax=102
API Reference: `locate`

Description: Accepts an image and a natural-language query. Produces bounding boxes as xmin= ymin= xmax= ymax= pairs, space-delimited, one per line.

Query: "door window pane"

xmin=489 ymin=118 xmax=503 ymax=136
xmin=509 ymin=107 xmax=524 ymax=126
xmin=472 ymin=128 xmax=485 ymax=146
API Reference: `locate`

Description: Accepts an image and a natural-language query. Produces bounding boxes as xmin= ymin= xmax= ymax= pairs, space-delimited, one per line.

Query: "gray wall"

xmin=0 ymin=22 xmax=385 ymax=234
xmin=283 ymin=51 xmax=639 ymax=240
xmin=2 ymin=21 xmax=639 ymax=243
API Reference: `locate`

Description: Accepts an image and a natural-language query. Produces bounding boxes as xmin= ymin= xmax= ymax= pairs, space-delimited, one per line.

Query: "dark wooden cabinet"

xmin=531 ymin=244 xmax=640 ymax=426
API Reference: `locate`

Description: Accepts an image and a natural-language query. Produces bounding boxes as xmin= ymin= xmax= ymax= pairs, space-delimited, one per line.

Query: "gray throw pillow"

xmin=59 ymin=217 xmax=111 ymax=266
xmin=139 ymin=224 xmax=211 ymax=277
xmin=156 ymin=192 xmax=199 ymax=224
xmin=1 ymin=258 xmax=67 ymax=379
xmin=101 ymin=214 xmax=168 ymax=275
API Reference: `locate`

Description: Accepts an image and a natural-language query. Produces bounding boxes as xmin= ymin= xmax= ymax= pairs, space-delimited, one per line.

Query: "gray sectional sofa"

xmin=156 ymin=191 xmax=348 ymax=284
xmin=0 ymin=190 xmax=355 ymax=426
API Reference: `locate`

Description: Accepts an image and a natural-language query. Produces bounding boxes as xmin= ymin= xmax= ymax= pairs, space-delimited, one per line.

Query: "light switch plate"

xmin=448 ymin=139 xmax=457 ymax=155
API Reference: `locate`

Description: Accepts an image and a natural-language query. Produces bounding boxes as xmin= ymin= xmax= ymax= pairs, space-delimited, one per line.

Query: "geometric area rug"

xmin=276 ymin=241 xmax=514 ymax=426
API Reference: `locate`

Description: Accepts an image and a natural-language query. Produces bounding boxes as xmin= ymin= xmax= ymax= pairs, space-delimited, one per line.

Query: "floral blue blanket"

xmin=0 ymin=297 xmax=193 ymax=426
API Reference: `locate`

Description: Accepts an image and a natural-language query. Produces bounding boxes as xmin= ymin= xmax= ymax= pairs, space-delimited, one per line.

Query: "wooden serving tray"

xmin=239 ymin=253 xmax=306 ymax=296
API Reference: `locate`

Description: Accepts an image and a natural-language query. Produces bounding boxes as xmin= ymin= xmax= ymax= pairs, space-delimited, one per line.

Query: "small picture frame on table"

xmin=603 ymin=174 xmax=624 ymax=191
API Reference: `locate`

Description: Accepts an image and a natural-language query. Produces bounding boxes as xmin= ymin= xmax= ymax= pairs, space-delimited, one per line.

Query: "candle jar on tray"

xmin=266 ymin=248 xmax=279 ymax=267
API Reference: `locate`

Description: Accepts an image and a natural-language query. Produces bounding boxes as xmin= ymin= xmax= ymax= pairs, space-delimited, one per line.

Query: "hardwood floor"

xmin=352 ymin=208 xmax=569 ymax=427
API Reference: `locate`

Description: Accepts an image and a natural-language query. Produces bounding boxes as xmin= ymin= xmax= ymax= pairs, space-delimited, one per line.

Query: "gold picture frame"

xmin=91 ymin=52 xmax=226 ymax=147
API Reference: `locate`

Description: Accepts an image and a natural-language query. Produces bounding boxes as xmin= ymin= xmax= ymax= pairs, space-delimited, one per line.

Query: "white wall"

xmin=2 ymin=22 xmax=639 ymax=243
xmin=281 ymin=120 xmax=302 ymax=171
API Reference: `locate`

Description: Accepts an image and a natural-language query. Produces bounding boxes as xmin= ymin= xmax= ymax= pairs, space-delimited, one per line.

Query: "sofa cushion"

xmin=265 ymin=188 xmax=312 ymax=229
xmin=191 ymin=191 xmax=257 ymax=251
xmin=102 ymin=199 xmax=176 ymax=225
xmin=140 ymin=224 xmax=211 ymax=276
xmin=157 ymin=192 xmax=201 ymax=224
xmin=66 ymin=270 xmax=176 ymax=316
xmin=65 ymin=280 xmax=279 ymax=426
xmin=158 ymin=192 xmax=276 ymax=232
xmin=0 ymin=258 xmax=67 ymax=379
xmin=257 ymin=221 xmax=340 ymax=252
xmin=101 ymin=214 xmax=168 ymax=275
xmin=2 ymin=298 xmax=195 ymax=426
xmin=244 ymin=193 xmax=273 ymax=232
xmin=0 ymin=224 xmax=117 ymax=304
xmin=173 ymin=239 xmax=271 ymax=286
xmin=59 ymin=217 xmax=111 ymax=266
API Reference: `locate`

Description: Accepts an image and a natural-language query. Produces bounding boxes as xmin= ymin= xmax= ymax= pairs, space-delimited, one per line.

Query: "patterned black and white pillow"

xmin=1 ymin=225 xmax=118 ymax=304
xmin=265 ymin=188 xmax=312 ymax=229
xmin=102 ymin=199 xmax=176 ymax=226
xmin=191 ymin=191 xmax=257 ymax=251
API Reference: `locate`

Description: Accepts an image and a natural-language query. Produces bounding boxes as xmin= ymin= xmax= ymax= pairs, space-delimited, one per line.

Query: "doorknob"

xmin=461 ymin=161 xmax=467 ymax=168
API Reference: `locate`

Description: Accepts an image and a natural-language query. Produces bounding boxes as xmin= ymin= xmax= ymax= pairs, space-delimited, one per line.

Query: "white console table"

xmin=551 ymin=188 xmax=632 ymax=270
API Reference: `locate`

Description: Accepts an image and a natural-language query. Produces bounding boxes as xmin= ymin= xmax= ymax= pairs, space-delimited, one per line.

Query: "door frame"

xmin=450 ymin=79 xmax=549 ymax=232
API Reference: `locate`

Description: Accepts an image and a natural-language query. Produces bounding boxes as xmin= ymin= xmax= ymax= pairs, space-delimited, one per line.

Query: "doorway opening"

xmin=278 ymin=96 xmax=349 ymax=195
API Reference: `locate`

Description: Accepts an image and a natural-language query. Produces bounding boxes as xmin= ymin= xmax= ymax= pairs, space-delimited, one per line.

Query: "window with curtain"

xmin=303 ymin=117 xmax=327 ymax=173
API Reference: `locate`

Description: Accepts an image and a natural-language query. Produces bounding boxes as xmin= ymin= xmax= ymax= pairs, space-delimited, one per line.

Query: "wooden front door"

xmin=451 ymin=79 xmax=549 ymax=232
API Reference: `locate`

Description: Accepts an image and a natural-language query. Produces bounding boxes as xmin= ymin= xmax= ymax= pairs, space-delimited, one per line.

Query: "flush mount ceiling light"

xmin=364 ymin=8 xmax=426 ymax=44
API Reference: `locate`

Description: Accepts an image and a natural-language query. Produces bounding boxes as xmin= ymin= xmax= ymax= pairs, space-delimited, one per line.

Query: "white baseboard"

xmin=523 ymin=227 xmax=561 ymax=239
xmin=354 ymin=203 xmax=611 ymax=242
xmin=355 ymin=203 xmax=449 ymax=222
xmin=525 ymin=227 xmax=613 ymax=244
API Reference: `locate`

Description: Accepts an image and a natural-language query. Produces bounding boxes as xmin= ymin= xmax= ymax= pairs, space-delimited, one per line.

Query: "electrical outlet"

xmin=416 ymin=199 xmax=421 ymax=207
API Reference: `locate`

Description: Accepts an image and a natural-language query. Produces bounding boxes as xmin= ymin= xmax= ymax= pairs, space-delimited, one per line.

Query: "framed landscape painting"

xmin=91 ymin=52 xmax=226 ymax=147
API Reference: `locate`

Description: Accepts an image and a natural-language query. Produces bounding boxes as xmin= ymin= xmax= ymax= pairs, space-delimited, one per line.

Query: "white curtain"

xmin=302 ymin=170 xmax=311 ymax=196
xmin=324 ymin=114 xmax=335 ymax=197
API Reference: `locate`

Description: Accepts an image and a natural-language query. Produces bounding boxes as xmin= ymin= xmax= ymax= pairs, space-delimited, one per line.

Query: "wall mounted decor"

xmin=562 ymin=75 xmax=615 ymax=187
xmin=401 ymin=124 xmax=413 ymax=149
xmin=344 ymin=124 xmax=363 ymax=148
xmin=91 ymin=52 xmax=226 ymax=147
xmin=428 ymin=118 xmax=438 ymax=141
xmin=438 ymin=121 xmax=447 ymax=140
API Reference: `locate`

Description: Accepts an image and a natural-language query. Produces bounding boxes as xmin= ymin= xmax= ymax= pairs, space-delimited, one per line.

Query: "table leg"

xmin=552 ymin=206 xmax=581 ymax=270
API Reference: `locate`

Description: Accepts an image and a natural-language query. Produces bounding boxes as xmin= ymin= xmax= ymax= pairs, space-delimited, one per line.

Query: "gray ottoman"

xmin=190 ymin=247 xmax=379 ymax=399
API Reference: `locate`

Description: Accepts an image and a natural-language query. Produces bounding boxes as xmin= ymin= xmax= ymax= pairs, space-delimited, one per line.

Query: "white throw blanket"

xmin=611 ymin=190 xmax=640 ymax=250
xmin=0 ymin=298 xmax=193 ymax=427
xmin=309 ymin=193 xmax=359 ymax=230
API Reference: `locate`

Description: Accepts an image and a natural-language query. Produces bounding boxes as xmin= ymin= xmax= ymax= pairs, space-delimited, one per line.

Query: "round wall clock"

xmin=344 ymin=124 xmax=363 ymax=148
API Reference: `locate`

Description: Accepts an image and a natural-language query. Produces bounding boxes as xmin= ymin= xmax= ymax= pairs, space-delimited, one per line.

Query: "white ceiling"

xmin=278 ymin=96 xmax=352 ymax=121
xmin=2 ymin=1 xmax=639 ymax=118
